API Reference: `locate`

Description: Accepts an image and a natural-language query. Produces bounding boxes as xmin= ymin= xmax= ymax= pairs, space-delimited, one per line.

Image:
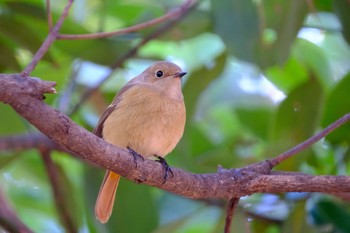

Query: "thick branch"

xmin=1 ymin=74 xmax=350 ymax=200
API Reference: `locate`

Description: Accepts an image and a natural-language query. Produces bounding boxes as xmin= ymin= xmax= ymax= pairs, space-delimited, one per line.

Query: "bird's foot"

xmin=155 ymin=155 xmax=174 ymax=184
xmin=127 ymin=146 xmax=144 ymax=168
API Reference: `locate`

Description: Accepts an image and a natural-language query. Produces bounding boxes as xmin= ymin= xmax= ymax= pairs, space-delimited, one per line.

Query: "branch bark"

xmin=1 ymin=74 xmax=350 ymax=201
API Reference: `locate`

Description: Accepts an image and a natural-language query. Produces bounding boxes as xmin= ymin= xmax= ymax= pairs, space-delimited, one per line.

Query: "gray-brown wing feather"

xmin=93 ymin=105 xmax=116 ymax=138
xmin=92 ymin=83 xmax=136 ymax=138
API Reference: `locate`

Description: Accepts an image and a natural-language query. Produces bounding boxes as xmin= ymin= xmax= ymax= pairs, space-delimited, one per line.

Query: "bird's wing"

xmin=92 ymin=83 xmax=136 ymax=138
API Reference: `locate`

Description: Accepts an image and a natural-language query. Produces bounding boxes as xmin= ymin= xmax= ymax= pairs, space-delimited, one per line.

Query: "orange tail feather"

xmin=95 ymin=171 xmax=120 ymax=223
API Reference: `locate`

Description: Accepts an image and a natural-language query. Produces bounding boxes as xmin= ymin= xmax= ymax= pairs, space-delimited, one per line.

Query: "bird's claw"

xmin=127 ymin=146 xmax=144 ymax=168
xmin=155 ymin=155 xmax=173 ymax=184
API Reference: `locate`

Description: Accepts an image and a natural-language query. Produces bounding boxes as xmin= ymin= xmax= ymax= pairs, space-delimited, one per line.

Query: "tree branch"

xmin=40 ymin=149 xmax=77 ymax=233
xmin=0 ymin=189 xmax=34 ymax=233
xmin=1 ymin=74 xmax=350 ymax=201
xmin=0 ymin=133 xmax=57 ymax=152
xmin=269 ymin=113 xmax=350 ymax=167
xmin=224 ymin=198 xmax=239 ymax=233
xmin=21 ymin=0 xmax=73 ymax=77
xmin=57 ymin=0 xmax=196 ymax=40
xmin=46 ymin=0 xmax=53 ymax=31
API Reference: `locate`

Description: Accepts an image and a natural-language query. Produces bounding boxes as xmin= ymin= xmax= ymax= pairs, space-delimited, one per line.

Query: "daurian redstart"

xmin=94 ymin=61 xmax=186 ymax=223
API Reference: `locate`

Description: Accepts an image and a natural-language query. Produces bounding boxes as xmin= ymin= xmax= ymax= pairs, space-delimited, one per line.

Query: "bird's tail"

xmin=95 ymin=171 xmax=120 ymax=223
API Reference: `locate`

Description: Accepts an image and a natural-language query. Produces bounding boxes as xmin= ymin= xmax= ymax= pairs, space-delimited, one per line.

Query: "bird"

xmin=94 ymin=61 xmax=187 ymax=223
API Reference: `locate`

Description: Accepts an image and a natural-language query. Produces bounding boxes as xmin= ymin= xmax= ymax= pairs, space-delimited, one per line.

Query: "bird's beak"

xmin=175 ymin=72 xmax=187 ymax=78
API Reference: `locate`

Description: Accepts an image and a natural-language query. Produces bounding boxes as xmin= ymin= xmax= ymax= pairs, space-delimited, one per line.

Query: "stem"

xmin=0 ymin=189 xmax=34 ymax=233
xmin=21 ymin=0 xmax=74 ymax=77
xmin=40 ymin=149 xmax=77 ymax=233
xmin=46 ymin=0 xmax=53 ymax=31
xmin=224 ymin=198 xmax=240 ymax=233
xmin=57 ymin=0 xmax=196 ymax=40
xmin=269 ymin=113 xmax=350 ymax=167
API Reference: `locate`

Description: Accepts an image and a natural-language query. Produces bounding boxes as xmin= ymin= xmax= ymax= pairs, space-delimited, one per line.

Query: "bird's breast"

xmin=102 ymin=86 xmax=186 ymax=158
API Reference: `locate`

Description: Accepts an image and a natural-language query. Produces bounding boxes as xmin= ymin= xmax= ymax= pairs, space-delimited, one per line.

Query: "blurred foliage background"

xmin=1 ymin=0 xmax=350 ymax=232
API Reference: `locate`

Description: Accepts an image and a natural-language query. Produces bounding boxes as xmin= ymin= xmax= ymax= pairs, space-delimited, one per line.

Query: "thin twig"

xmin=21 ymin=0 xmax=74 ymax=77
xmin=40 ymin=149 xmax=77 ymax=233
xmin=0 ymin=189 xmax=34 ymax=233
xmin=68 ymin=0 xmax=198 ymax=115
xmin=57 ymin=63 xmax=81 ymax=113
xmin=269 ymin=113 xmax=350 ymax=167
xmin=57 ymin=0 xmax=196 ymax=40
xmin=0 ymin=133 xmax=66 ymax=152
xmin=46 ymin=0 xmax=53 ymax=31
xmin=224 ymin=198 xmax=240 ymax=233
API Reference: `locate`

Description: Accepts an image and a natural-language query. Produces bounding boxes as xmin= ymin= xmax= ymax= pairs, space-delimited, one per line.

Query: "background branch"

xmin=46 ymin=0 xmax=53 ymax=31
xmin=224 ymin=198 xmax=240 ymax=233
xmin=0 ymin=133 xmax=57 ymax=152
xmin=40 ymin=149 xmax=77 ymax=233
xmin=21 ymin=0 xmax=73 ymax=76
xmin=269 ymin=113 xmax=350 ymax=167
xmin=0 ymin=189 xmax=34 ymax=233
xmin=57 ymin=0 xmax=196 ymax=40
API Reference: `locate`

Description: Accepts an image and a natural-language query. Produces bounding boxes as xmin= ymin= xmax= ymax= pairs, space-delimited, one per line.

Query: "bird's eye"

xmin=155 ymin=70 xmax=163 ymax=78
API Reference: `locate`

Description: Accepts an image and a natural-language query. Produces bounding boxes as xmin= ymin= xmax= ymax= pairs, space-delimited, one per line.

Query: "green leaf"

xmin=282 ymin=201 xmax=317 ymax=233
xmin=0 ymin=152 xmax=22 ymax=169
xmin=0 ymin=35 xmax=20 ymax=71
xmin=269 ymin=77 xmax=324 ymax=170
xmin=84 ymin=166 xmax=158 ymax=233
xmin=49 ymin=13 xmax=134 ymax=65
xmin=258 ymin=1 xmax=308 ymax=67
xmin=183 ymin=52 xmax=227 ymax=118
xmin=314 ymin=0 xmax=333 ymax=11
xmin=266 ymin=57 xmax=308 ymax=93
xmin=55 ymin=38 xmax=131 ymax=66
xmin=187 ymin=123 xmax=215 ymax=157
xmin=211 ymin=0 xmax=259 ymax=63
xmin=322 ymin=72 xmax=350 ymax=144
xmin=101 ymin=1 xmax=162 ymax=26
xmin=0 ymin=103 xmax=26 ymax=134
xmin=108 ymin=179 xmax=158 ymax=233
xmin=309 ymin=198 xmax=350 ymax=233
xmin=159 ymin=10 xmax=212 ymax=41
xmin=83 ymin=166 xmax=105 ymax=233
xmin=236 ymin=107 xmax=274 ymax=140
xmin=54 ymin=161 xmax=83 ymax=230
xmin=5 ymin=1 xmax=46 ymax=20
xmin=0 ymin=15 xmax=55 ymax=64
xmin=293 ymin=39 xmax=333 ymax=90
xmin=153 ymin=195 xmax=204 ymax=233
xmin=333 ymin=0 xmax=350 ymax=45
